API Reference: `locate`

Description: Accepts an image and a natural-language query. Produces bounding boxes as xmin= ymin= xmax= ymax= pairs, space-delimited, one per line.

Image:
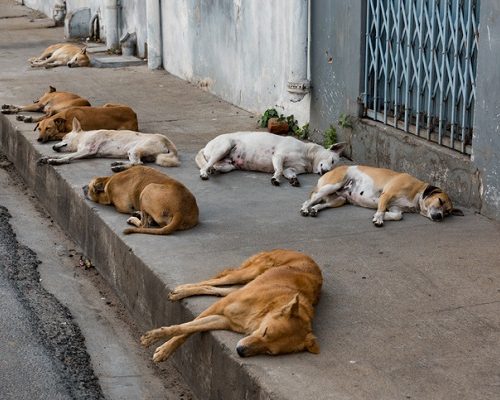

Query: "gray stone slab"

xmin=92 ymin=55 xmax=146 ymax=68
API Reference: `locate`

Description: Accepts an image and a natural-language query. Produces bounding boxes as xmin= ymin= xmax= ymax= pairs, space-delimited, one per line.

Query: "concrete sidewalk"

xmin=1 ymin=3 xmax=500 ymax=400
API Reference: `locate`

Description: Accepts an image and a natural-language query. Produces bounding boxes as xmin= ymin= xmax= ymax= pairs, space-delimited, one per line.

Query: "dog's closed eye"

xmin=262 ymin=327 xmax=268 ymax=337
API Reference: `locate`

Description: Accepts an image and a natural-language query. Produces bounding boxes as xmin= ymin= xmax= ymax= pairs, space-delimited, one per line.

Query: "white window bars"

xmin=363 ymin=0 xmax=480 ymax=155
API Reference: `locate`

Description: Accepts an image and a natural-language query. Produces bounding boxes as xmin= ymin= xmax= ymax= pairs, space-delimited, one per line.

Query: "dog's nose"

xmin=82 ymin=185 xmax=89 ymax=197
xmin=52 ymin=145 xmax=59 ymax=152
xmin=236 ymin=345 xmax=248 ymax=357
xmin=67 ymin=63 xmax=73 ymax=68
xmin=37 ymin=137 xmax=43 ymax=142
xmin=431 ymin=213 xmax=443 ymax=221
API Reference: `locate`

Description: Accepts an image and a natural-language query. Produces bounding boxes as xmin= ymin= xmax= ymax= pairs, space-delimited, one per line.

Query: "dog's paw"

xmin=271 ymin=177 xmax=280 ymax=186
xmin=126 ymin=216 xmax=141 ymax=227
xmin=111 ymin=165 xmax=126 ymax=173
xmin=153 ymin=344 xmax=173 ymax=363
xmin=140 ymin=331 xmax=158 ymax=347
xmin=289 ymin=177 xmax=300 ymax=187
xmin=200 ymin=173 xmax=209 ymax=180
xmin=168 ymin=290 xmax=184 ymax=301
xmin=1 ymin=104 xmax=10 ymax=110
xmin=37 ymin=157 xmax=49 ymax=165
xmin=110 ymin=161 xmax=123 ymax=166
xmin=309 ymin=208 xmax=318 ymax=217
xmin=1 ymin=109 xmax=13 ymax=114
xmin=15 ymin=115 xmax=25 ymax=121
xmin=372 ymin=215 xmax=384 ymax=227
xmin=300 ymin=208 xmax=310 ymax=217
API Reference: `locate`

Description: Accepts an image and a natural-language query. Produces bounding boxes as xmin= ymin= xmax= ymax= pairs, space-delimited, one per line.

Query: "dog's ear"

xmin=93 ymin=178 xmax=107 ymax=193
xmin=81 ymin=47 xmax=87 ymax=55
xmin=49 ymin=85 xmax=56 ymax=92
xmin=422 ymin=185 xmax=442 ymax=199
xmin=54 ymin=117 xmax=66 ymax=130
xmin=305 ymin=333 xmax=320 ymax=354
xmin=451 ymin=208 xmax=464 ymax=216
xmin=34 ymin=122 xmax=40 ymax=132
xmin=329 ymin=142 xmax=346 ymax=155
xmin=72 ymin=117 xmax=82 ymax=132
xmin=281 ymin=294 xmax=300 ymax=317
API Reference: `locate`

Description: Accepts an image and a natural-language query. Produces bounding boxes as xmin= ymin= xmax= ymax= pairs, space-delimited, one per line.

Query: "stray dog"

xmin=1 ymin=86 xmax=90 ymax=122
xmin=35 ymin=104 xmax=139 ymax=142
xmin=38 ymin=118 xmax=180 ymax=170
xmin=196 ymin=131 xmax=345 ymax=186
xmin=29 ymin=43 xmax=90 ymax=68
xmin=83 ymin=166 xmax=198 ymax=235
xmin=141 ymin=249 xmax=322 ymax=361
xmin=300 ymin=165 xmax=464 ymax=226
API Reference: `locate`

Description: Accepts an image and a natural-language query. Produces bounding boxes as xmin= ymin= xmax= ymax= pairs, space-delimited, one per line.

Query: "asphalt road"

xmin=0 ymin=204 xmax=103 ymax=400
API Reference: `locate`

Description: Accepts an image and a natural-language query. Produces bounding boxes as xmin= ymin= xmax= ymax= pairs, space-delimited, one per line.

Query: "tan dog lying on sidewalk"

xmin=38 ymin=118 xmax=180 ymax=170
xmin=83 ymin=165 xmax=199 ymax=235
xmin=29 ymin=43 xmax=90 ymax=68
xmin=300 ymin=165 xmax=464 ymax=226
xmin=35 ymin=104 xmax=139 ymax=142
xmin=141 ymin=249 xmax=322 ymax=362
xmin=1 ymin=86 xmax=90 ymax=121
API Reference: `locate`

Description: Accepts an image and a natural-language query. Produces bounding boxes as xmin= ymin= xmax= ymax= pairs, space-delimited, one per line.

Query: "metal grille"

xmin=363 ymin=0 xmax=480 ymax=154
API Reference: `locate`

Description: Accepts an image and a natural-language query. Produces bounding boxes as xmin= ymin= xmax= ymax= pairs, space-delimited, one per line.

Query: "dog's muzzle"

xmin=82 ymin=185 xmax=89 ymax=198
xmin=430 ymin=212 xmax=444 ymax=221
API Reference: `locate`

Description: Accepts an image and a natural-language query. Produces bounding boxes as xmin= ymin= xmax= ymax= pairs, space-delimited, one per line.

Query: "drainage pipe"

xmin=146 ymin=0 xmax=162 ymax=69
xmin=105 ymin=0 xmax=120 ymax=51
xmin=287 ymin=0 xmax=310 ymax=102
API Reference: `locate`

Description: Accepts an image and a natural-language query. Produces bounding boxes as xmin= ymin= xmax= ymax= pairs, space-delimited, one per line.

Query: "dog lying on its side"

xmin=83 ymin=165 xmax=199 ymax=235
xmin=35 ymin=104 xmax=139 ymax=142
xmin=141 ymin=249 xmax=322 ymax=362
xmin=1 ymin=86 xmax=90 ymax=121
xmin=29 ymin=43 xmax=90 ymax=68
xmin=196 ymin=131 xmax=345 ymax=186
xmin=300 ymin=165 xmax=464 ymax=226
xmin=37 ymin=118 xmax=180 ymax=170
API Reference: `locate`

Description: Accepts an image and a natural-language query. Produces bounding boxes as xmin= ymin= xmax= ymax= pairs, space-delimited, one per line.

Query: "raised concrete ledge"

xmin=0 ymin=114 xmax=280 ymax=400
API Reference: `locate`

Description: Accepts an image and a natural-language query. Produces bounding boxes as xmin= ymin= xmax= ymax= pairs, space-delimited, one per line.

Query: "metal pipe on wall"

xmin=287 ymin=0 xmax=310 ymax=102
xmin=146 ymin=0 xmax=162 ymax=69
xmin=105 ymin=0 xmax=119 ymax=51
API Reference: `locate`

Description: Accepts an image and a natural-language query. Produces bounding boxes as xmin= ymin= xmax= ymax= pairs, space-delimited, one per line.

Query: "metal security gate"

xmin=363 ymin=0 xmax=480 ymax=154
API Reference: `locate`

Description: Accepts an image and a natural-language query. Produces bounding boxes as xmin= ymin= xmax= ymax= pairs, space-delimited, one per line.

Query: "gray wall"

xmin=309 ymin=0 xmax=364 ymax=143
xmin=471 ymin=0 xmax=500 ymax=220
xmin=159 ymin=0 xmax=310 ymax=123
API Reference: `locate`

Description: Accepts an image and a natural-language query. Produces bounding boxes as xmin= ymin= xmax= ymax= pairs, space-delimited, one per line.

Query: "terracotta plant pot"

xmin=267 ymin=118 xmax=289 ymax=135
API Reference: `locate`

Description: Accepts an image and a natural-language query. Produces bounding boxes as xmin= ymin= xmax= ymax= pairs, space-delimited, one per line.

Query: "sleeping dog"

xmin=300 ymin=165 xmax=464 ymax=226
xmin=196 ymin=131 xmax=345 ymax=186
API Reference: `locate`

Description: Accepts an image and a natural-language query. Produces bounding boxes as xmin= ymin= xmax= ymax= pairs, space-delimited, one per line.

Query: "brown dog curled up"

xmin=83 ymin=165 xmax=198 ymax=235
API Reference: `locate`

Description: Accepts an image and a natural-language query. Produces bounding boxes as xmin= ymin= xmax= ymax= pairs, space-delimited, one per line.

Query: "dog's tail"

xmin=155 ymin=153 xmax=180 ymax=167
xmin=123 ymin=213 xmax=183 ymax=235
xmin=195 ymin=148 xmax=207 ymax=169
xmin=155 ymin=136 xmax=180 ymax=167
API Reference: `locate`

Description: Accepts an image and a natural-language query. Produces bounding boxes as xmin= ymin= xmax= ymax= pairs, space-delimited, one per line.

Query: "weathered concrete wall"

xmin=309 ymin=0 xmax=364 ymax=143
xmin=22 ymin=0 xmax=57 ymax=18
xmin=160 ymin=0 xmax=310 ymax=123
xmin=471 ymin=0 xmax=500 ymax=220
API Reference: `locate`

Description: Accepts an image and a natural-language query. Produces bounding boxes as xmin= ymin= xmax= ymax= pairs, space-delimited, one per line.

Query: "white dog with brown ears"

xmin=196 ymin=131 xmax=346 ymax=186
xmin=38 ymin=118 xmax=179 ymax=171
xmin=300 ymin=165 xmax=464 ymax=226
